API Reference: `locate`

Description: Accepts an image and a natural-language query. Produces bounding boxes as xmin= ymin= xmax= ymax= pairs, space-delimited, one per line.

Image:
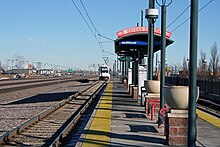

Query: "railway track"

xmin=197 ymin=98 xmax=220 ymax=118
xmin=0 ymin=81 xmax=106 ymax=146
xmin=0 ymin=77 xmax=70 ymax=87
xmin=0 ymin=76 xmax=96 ymax=94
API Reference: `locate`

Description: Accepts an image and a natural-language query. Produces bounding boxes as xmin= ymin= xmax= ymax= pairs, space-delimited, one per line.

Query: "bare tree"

xmin=181 ymin=56 xmax=188 ymax=77
xmin=210 ymin=42 xmax=219 ymax=77
xmin=198 ymin=50 xmax=207 ymax=77
xmin=182 ymin=56 xmax=187 ymax=71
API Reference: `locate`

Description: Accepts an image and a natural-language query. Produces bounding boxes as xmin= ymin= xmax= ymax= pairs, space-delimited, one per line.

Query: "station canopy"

xmin=115 ymin=26 xmax=174 ymax=56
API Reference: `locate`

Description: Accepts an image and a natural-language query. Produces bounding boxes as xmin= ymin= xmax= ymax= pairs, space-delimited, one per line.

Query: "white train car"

xmin=99 ymin=64 xmax=110 ymax=81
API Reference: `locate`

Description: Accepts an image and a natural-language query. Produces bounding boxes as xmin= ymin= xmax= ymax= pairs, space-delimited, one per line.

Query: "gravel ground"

xmin=0 ymin=79 xmax=97 ymax=136
xmin=0 ymin=78 xmax=71 ymax=90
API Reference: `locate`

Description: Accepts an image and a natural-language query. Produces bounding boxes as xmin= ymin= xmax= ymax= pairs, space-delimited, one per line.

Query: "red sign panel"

xmin=116 ymin=26 xmax=172 ymax=38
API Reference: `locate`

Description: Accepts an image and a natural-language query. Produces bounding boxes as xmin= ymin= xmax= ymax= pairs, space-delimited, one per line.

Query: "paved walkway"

xmin=78 ymin=80 xmax=220 ymax=147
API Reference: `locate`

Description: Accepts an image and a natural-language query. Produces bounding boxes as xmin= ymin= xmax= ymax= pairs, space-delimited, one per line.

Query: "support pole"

xmin=132 ymin=54 xmax=138 ymax=85
xmin=114 ymin=59 xmax=116 ymax=77
xmin=126 ymin=56 xmax=130 ymax=75
xmin=119 ymin=59 xmax=122 ymax=74
xmin=132 ymin=57 xmax=135 ymax=84
xmin=139 ymin=11 xmax=145 ymax=65
xmin=141 ymin=10 xmax=144 ymax=26
xmin=116 ymin=59 xmax=118 ymax=78
xmin=125 ymin=57 xmax=127 ymax=76
xmin=122 ymin=61 xmax=125 ymax=79
xmin=188 ymin=0 xmax=198 ymax=146
xmin=135 ymin=53 xmax=139 ymax=85
xmin=128 ymin=57 xmax=131 ymax=69
xmin=160 ymin=4 xmax=166 ymax=110
xmin=147 ymin=0 xmax=155 ymax=80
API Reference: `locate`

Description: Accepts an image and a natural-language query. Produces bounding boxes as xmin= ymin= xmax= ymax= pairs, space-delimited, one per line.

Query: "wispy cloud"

xmin=27 ymin=37 xmax=46 ymax=44
xmin=27 ymin=37 xmax=39 ymax=43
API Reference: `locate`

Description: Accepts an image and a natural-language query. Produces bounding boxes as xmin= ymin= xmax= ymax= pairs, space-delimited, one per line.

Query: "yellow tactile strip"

xmin=82 ymin=81 xmax=113 ymax=147
xmin=196 ymin=109 xmax=220 ymax=128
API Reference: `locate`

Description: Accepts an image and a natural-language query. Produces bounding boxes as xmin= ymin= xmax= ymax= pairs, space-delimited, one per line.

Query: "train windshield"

xmin=101 ymin=67 xmax=108 ymax=73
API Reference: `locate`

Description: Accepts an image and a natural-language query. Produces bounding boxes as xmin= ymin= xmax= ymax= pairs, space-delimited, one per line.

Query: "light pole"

xmin=145 ymin=0 xmax=158 ymax=80
xmin=139 ymin=10 xmax=145 ymax=65
xmin=188 ymin=0 xmax=199 ymax=146
xmin=156 ymin=0 xmax=172 ymax=110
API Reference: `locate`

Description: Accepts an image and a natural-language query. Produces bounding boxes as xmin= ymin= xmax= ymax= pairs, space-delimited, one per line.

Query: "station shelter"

xmin=114 ymin=26 xmax=174 ymax=95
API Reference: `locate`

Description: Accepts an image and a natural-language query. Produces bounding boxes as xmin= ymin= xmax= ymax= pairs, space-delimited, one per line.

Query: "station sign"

xmin=116 ymin=26 xmax=172 ymax=38
xmin=119 ymin=40 xmax=160 ymax=46
xmin=68 ymin=68 xmax=73 ymax=72
xmin=119 ymin=41 xmax=147 ymax=46
xmin=118 ymin=57 xmax=126 ymax=61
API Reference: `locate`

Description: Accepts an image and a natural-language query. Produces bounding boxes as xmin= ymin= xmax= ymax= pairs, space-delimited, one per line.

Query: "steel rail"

xmin=197 ymin=99 xmax=220 ymax=118
xmin=49 ymin=81 xmax=106 ymax=147
xmin=0 ymin=76 xmax=97 ymax=94
xmin=0 ymin=80 xmax=102 ymax=144
xmin=0 ymin=77 xmax=70 ymax=87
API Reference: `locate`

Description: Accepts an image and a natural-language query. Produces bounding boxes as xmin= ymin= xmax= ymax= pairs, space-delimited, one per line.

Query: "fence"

xmin=165 ymin=77 xmax=220 ymax=95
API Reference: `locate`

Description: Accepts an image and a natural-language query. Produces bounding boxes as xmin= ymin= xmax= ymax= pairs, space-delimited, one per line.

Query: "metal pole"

xmin=116 ymin=59 xmax=118 ymax=77
xmin=135 ymin=53 xmax=139 ymax=85
xmin=132 ymin=57 xmax=135 ymax=84
xmin=124 ymin=57 xmax=127 ymax=76
xmin=147 ymin=0 xmax=155 ymax=80
xmin=132 ymin=54 xmax=138 ymax=85
xmin=160 ymin=4 xmax=166 ymax=109
xmin=156 ymin=53 xmax=158 ymax=75
xmin=188 ymin=0 xmax=198 ymax=146
xmin=114 ymin=60 xmax=116 ymax=77
xmin=141 ymin=10 xmax=144 ymax=27
xmin=122 ymin=60 xmax=125 ymax=79
xmin=120 ymin=59 xmax=122 ymax=74
xmin=139 ymin=10 xmax=145 ymax=65
xmin=128 ymin=57 xmax=131 ymax=69
xmin=126 ymin=56 xmax=130 ymax=75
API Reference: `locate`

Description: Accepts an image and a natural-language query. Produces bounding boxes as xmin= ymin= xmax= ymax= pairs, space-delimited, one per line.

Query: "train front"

xmin=99 ymin=65 xmax=110 ymax=81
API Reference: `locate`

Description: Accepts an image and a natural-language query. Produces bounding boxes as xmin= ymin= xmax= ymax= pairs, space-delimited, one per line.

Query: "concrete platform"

xmin=78 ymin=80 xmax=220 ymax=147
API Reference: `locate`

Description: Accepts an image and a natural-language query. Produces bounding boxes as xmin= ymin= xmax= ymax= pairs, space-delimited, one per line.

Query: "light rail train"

xmin=98 ymin=64 xmax=110 ymax=81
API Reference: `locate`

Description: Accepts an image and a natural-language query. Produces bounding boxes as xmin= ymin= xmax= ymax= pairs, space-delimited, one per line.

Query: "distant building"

xmin=0 ymin=67 xmax=4 ymax=74
xmin=5 ymin=69 xmax=33 ymax=75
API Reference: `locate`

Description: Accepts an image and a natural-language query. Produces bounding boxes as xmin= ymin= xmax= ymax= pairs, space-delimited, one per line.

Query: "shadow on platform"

xmin=82 ymin=129 xmax=165 ymax=147
xmin=6 ymin=91 xmax=77 ymax=105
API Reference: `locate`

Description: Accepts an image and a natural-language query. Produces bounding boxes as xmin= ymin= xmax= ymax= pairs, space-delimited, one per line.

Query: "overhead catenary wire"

xmin=71 ymin=0 xmax=114 ymax=60
xmin=71 ymin=0 xmax=98 ymax=42
xmin=99 ymin=41 xmax=113 ymax=43
xmin=171 ymin=0 xmax=214 ymax=33
xmin=102 ymin=50 xmax=116 ymax=56
xmin=98 ymin=34 xmax=114 ymax=41
xmin=79 ymin=0 xmax=99 ymax=36
xmin=79 ymin=0 xmax=114 ymax=42
xmin=166 ymin=5 xmax=191 ymax=29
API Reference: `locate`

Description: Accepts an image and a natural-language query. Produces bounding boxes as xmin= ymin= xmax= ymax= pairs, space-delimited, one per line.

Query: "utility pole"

xmin=188 ymin=0 xmax=198 ymax=146
xmin=157 ymin=0 xmax=172 ymax=110
xmin=141 ymin=10 xmax=144 ymax=26
xmin=139 ymin=10 xmax=145 ymax=64
xmin=147 ymin=0 xmax=155 ymax=80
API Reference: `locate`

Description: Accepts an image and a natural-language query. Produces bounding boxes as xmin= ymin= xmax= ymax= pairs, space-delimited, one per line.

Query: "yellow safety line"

xmin=82 ymin=81 xmax=113 ymax=147
xmin=196 ymin=109 xmax=220 ymax=128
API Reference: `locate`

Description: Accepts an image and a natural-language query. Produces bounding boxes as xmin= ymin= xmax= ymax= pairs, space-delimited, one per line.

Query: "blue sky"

xmin=0 ymin=0 xmax=219 ymax=70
